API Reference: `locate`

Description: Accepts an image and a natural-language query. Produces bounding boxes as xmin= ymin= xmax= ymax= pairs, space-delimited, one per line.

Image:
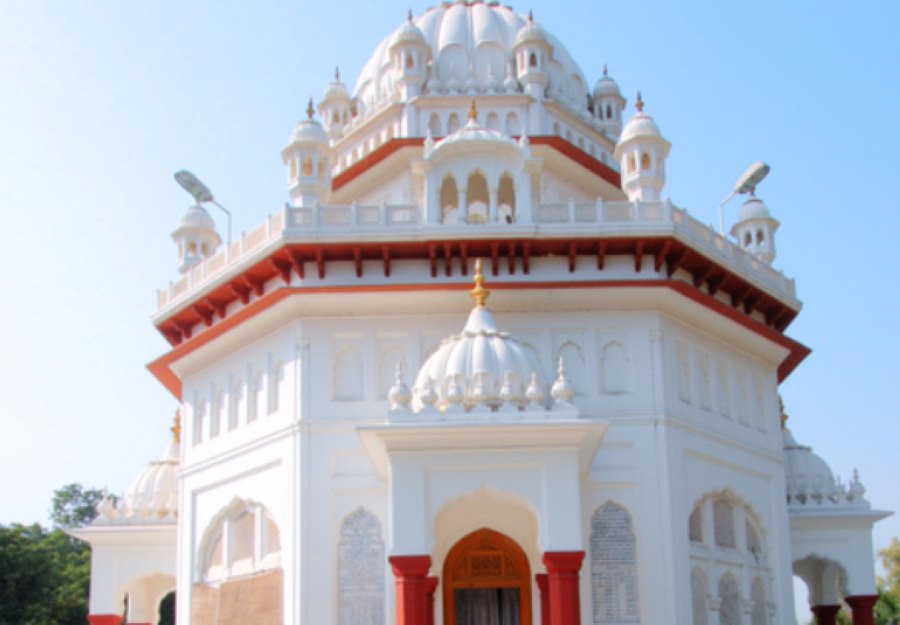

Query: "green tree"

xmin=0 ymin=523 xmax=90 ymax=625
xmin=49 ymin=483 xmax=104 ymax=529
xmin=877 ymin=538 xmax=900 ymax=625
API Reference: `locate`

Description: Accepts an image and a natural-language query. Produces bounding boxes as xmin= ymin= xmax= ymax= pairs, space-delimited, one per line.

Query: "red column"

xmin=535 ymin=573 xmax=550 ymax=625
xmin=424 ymin=576 xmax=438 ymax=625
xmin=845 ymin=594 xmax=880 ymax=625
xmin=87 ymin=616 xmax=122 ymax=625
xmin=389 ymin=555 xmax=432 ymax=625
xmin=811 ymin=604 xmax=842 ymax=625
xmin=542 ymin=551 xmax=585 ymax=625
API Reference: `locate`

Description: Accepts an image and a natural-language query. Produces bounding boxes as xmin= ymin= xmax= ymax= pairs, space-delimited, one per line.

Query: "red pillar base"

xmin=542 ymin=551 xmax=585 ymax=625
xmin=845 ymin=594 xmax=879 ymax=625
xmin=811 ymin=604 xmax=842 ymax=625
xmin=87 ymin=616 xmax=122 ymax=625
xmin=535 ymin=573 xmax=550 ymax=625
xmin=389 ymin=554 xmax=432 ymax=625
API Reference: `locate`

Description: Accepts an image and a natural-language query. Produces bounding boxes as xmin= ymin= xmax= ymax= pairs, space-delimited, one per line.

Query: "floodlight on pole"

xmin=174 ymin=169 xmax=232 ymax=245
xmin=717 ymin=161 xmax=770 ymax=234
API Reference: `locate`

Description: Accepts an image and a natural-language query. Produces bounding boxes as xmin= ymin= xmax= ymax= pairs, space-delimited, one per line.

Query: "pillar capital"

xmin=389 ymin=554 xmax=432 ymax=578
xmin=542 ymin=550 xmax=585 ymax=625
xmin=389 ymin=554 xmax=432 ymax=625
xmin=542 ymin=550 xmax=585 ymax=573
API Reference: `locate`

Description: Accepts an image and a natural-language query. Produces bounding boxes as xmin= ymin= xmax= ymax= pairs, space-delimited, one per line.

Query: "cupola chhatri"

xmin=282 ymin=99 xmax=331 ymax=207
xmin=615 ymin=92 xmax=671 ymax=201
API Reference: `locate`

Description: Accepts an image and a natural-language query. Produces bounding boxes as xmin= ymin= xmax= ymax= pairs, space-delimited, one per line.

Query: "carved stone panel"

xmin=590 ymin=502 xmax=640 ymax=623
xmin=338 ymin=509 xmax=385 ymax=625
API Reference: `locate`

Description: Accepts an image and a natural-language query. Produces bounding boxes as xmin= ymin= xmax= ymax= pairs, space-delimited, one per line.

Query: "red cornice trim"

xmin=148 ymin=279 xmax=809 ymax=400
xmin=330 ymin=136 xmax=621 ymax=192
xmin=529 ymin=135 xmax=621 ymax=187
xmin=332 ymin=138 xmax=422 ymax=191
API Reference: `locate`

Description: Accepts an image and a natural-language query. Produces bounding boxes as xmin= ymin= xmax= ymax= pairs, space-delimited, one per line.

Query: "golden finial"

xmin=779 ymin=395 xmax=788 ymax=430
xmin=171 ymin=410 xmax=182 ymax=443
xmin=635 ymin=90 xmax=644 ymax=113
xmin=602 ymin=63 xmax=608 ymax=77
xmin=306 ymin=97 xmax=315 ymax=119
xmin=408 ymin=8 xmax=413 ymax=22
xmin=335 ymin=66 xmax=340 ymax=82
xmin=469 ymin=99 xmax=478 ymax=121
xmin=470 ymin=259 xmax=490 ymax=308
xmin=528 ymin=9 xmax=533 ymax=22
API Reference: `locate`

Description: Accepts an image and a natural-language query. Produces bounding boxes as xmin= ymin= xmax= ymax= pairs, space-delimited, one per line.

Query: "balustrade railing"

xmin=157 ymin=200 xmax=796 ymax=311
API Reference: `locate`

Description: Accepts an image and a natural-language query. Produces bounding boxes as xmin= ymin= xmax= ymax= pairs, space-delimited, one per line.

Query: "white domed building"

xmin=77 ymin=4 xmax=889 ymax=625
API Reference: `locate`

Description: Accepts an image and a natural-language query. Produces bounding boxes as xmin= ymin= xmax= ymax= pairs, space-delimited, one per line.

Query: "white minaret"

xmin=282 ymin=99 xmax=331 ymax=207
xmin=319 ymin=67 xmax=351 ymax=141
xmin=171 ymin=204 xmax=221 ymax=274
xmin=512 ymin=12 xmax=550 ymax=100
xmin=592 ymin=65 xmax=626 ymax=141
xmin=731 ymin=196 xmax=780 ymax=264
xmin=614 ymin=92 xmax=671 ymax=202
xmin=390 ymin=11 xmax=430 ymax=101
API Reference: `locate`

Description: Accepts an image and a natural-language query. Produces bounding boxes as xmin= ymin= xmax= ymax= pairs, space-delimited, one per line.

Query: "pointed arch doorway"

xmin=443 ymin=528 xmax=532 ymax=625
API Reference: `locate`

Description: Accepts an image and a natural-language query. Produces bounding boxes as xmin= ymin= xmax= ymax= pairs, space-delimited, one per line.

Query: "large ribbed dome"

xmin=354 ymin=3 xmax=590 ymax=111
xmin=783 ymin=427 xmax=837 ymax=505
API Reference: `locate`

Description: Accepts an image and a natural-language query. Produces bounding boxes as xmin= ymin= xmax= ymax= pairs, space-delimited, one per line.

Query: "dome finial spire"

xmin=408 ymin=8 xmax=413 ymax=22
xmin=603 ymin=63 xmax=608 ymax=77
xmin=635 ymin=90 xmax=644 ymax=113
xmin=469 ymin=99 xmax=478 ymax=121
xmin=528 ymin=9 xmax=533 ymax=22
xmin=470 ymin=259 xmax=490 ymax=308
xmin=306 ymin=97 xmax=315 ymax=119
xmin=335 ymin=66 xmax=340 ymax=82
xmin=170 ymin=409 xmax=181 ymax=443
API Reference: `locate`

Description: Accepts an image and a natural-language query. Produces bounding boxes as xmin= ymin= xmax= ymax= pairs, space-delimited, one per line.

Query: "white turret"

xmin=592 ymin=65 xmax=626 ymax=140
xmin=172 ymin=203 xmax=221 ymax=274
xmin=389 ymin=11 xmax=430 ymax=101
xmin=512 ymin=12 xmax=551 ymax=99
xmin=282 ymin=99 xmax=331 ymax=207
xmin=614 ymin=92 xmax=671 ymax=202
xmin=319 ymin=67 xmax=351 ymax=141
xmin=731 ymin=196 xmax=780 ymax=265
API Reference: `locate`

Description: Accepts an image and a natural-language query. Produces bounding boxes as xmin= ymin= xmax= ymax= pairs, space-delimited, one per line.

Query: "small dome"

xmin=290 ymin=118 xmax=328 ymax=144
xmin=593 ymin=75 xmax=622 ymax=99
xmin=412 ymin=306 xmax=545 ymax=412
xmin=515 ymin=14 xmax=548 ymax=46
xmin=177 ymin=204 xmax=216 ymax=232
xmin=427 ymin=104 xmax=520 ymax=159
xmin=619 ymin=111 xmax=661 ymax=144
xmin=391 ymin=15 xmax=426 ymax=47
xmin=121 ymin=438 xmax=180 ymax=520
xmin=783 ymin=427 xmax=838 ymax=505
xmin=323 ymin=80 xmax=349 ymax=102
xmin=737 ymin=197 xmax=772 ymax=221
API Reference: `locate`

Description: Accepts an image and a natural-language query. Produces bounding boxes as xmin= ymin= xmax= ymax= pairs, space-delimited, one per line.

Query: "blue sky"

xmin=1 ymin=0 xmax=898 ymax=617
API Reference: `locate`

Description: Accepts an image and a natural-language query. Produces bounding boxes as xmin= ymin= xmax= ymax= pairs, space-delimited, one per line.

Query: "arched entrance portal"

xmin=443 ymin=528 xmax=532 ymax=625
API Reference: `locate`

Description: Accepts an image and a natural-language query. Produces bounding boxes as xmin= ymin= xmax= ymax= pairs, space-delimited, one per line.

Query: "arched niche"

xmin=121 ymin=572 xmax=176 ymax=625
xmin=505 ymin=112 xmax=521 ymax=136
xmin=600 ymin=340 xmax=630 ymax=394
xmin=466 ymin=171 xmax=489 ymax=223
xmin=442 ymin=528 xmax=532 ymax=625
xmin=498 ymin=173 xmax=516 ymax=223
xmin=429 ymin=113 xmax=442 ymax=137
xmin=333 ymin=346 xmax=363 ymax=401
xmin=440 ymin=175 xmax=459 ymax=224
xmin=793 ymin=555 xmax=848 ymax=608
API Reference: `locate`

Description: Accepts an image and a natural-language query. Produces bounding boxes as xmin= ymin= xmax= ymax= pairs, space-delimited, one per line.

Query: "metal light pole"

xmin=174 ymin=170 xmax=232 ymax=245
xmin=718 ymin=161 xmax=770 ymax=234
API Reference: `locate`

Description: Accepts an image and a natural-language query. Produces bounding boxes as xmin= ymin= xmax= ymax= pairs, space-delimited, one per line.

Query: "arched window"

xmin=691 ymin=568 xmax=708 ymax=625
xmin=210 ymin=390 xmax=224 ymax=438
xmin=228 ymin=378 xmax=244 ymax=431
xmin=689 ymin=506 xmax=703 ymax=543
xmin=600 ymin=341 xmax=630 ymax=394
xmin=506 ymin=112 xmax=521 ymax=136
xmin=713 ymin=499 xmax=736 ymax=548
xmin=201 ymin=500 xmax=281 ymax=583
xmin=429 ymin=113 xmax=441 ymax=137
xmin=744 ymin=232 xmax=752 ymax=246
xmin=606 ymin=104 xmax=612 ymax=119
xmin=406 ymin=52 xmax=414 ymax=69
xmin=447 ymin=112 xmax=461 ymax=134
xmin=641 ymin=152 xmax=651 ymax=169
xmin=268 ymin=359 xmax=284 ymax=414
xmin=337 ymin=509 xmax=385 ymax=625
xmin=498 ymin=173 xmax=516 ymax=223
xmin=466 ymin=171 xmax=489 ymax=223
xmin=751 ymin=577 xmax=767 ymax=625
xmin=590 ymin=502 xmax=640 ymax=623
xmin=718 ymin=573 xmax=740 ymax=625
xmin=187 ymin=241 xmax=197 ymax=256
xmin=486 ymin=111 xmax=500 ymax=131
xmin=302 ymin=156 xmax=313 ymax=176
xmin=628 ymin=154 xmax=636 ymax=174
xmin=192 ymin=395 xmax=206 ymax=446
xmin=757 ymin=229 xmax=765 ymax=244
xmin=248 ymin=371 xmax=263 ymax=423
xmin=529 ymin=52 xmax=537 ymax=67
xmin=440 ymin=175 xmax=459 ymax=223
